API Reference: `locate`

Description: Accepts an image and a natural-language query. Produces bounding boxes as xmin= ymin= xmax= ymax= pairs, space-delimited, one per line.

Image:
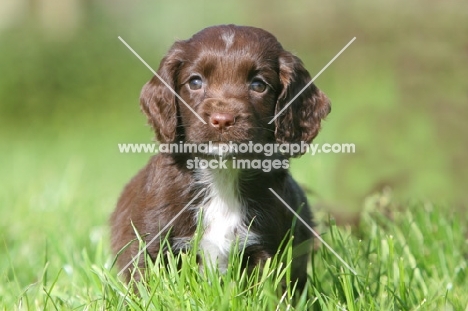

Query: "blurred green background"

xmin=1 ymin=0 xmax=467 ymax=223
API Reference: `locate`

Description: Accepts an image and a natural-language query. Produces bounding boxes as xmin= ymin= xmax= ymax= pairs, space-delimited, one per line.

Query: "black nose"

xmin=209 ymin=112 xmax=235 ymax=130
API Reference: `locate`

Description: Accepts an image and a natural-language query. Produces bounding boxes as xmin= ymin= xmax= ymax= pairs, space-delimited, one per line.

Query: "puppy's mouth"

xmin=194 ymin=142 xmax=239 ymax=158
xmin=189 ymin=141 xmax=279 ymax=160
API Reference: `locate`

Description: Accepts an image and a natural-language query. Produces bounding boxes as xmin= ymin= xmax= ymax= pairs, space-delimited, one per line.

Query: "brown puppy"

xmin=110 ymin=25 xmax=330 ymax=289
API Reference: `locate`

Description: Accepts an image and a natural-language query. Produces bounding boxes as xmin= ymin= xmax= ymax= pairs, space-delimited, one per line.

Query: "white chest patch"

xmin=196 ymin=168 xmax=256 ymax=272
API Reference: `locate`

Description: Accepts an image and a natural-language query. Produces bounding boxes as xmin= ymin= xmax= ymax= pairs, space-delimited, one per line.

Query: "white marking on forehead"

xmin=221 ymin=31 xmax=235 ymax=49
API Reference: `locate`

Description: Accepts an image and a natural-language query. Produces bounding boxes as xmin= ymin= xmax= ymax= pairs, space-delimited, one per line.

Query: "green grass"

xmin=1 ymin=129 xmax=467 ymax=310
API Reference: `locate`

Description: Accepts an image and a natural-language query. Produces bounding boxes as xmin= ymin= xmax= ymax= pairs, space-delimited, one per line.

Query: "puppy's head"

xmin=140 ymin=25 xmax=330 ymax=156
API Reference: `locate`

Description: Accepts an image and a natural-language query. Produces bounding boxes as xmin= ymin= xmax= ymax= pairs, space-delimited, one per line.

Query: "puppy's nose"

xmin=209 ymin=112 xmax=235 ymax=130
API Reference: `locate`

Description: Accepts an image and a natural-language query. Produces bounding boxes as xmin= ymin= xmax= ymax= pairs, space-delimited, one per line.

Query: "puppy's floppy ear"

xmin=275 ymin=52 xmax=331 ymax=155
xmin=140 ymin=45 xmax=183 ymax=143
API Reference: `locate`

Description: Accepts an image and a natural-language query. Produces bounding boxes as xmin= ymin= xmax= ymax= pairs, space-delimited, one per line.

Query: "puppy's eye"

xmin=250 ymin=79 xmax=267 ymax=93
xmin=188 ymin=76 xmax=203 ymax=90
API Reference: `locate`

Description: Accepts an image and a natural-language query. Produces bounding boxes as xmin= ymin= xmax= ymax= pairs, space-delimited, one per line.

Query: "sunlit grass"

xmin=1 ymin=132 xmax=467 ymax=309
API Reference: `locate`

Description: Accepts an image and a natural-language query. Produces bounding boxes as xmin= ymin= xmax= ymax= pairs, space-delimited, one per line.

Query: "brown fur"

xmin=110 ymin=25 xmax=330 ymax=289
